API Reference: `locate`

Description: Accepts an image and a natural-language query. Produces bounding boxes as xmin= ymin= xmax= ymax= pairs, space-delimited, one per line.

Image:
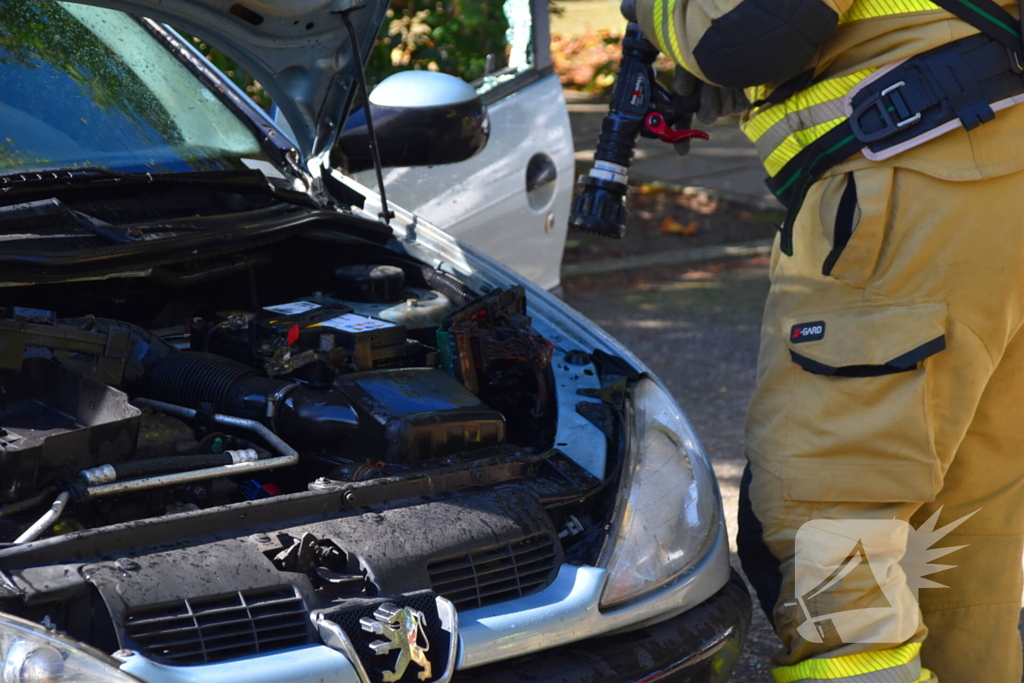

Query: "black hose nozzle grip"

xmin=569 ymin=23 xmax=660 ymax=239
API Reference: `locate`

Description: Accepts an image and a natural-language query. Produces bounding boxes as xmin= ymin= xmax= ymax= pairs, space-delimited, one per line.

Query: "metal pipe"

xmin=0 ymin=487 xmax=57 ymax=520
xmin=80 ymin=399 xmax=300 ymax=499
xmin=14 ymin=491 xmax=69 ymax=544
xmin=81 ymin=456 xmax=297 ymax=499
xmin=132 ymin=399 xmax=298 ymax=461
xmin=79 ymin=450 xmax=259 ymax=486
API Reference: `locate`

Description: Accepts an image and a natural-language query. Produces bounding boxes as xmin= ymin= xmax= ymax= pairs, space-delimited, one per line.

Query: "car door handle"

xmin=526 ymin=153 xmax=557 ymax=192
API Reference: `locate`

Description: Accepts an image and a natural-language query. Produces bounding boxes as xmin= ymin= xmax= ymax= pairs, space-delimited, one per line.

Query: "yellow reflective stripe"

xmin=772 ymin=642 xmax=923 ymax=683
xmin=650 ymin=0 xmax=672 ymax=57
xmin=747 ymin=85 xmax=770 ymax=103
xmin=742 ymin=68 xmax=876 ymax=143
xmin=664 ymin=0 xmax=689 ymax=69
xmin=763 ymin=117 xmax=846 ymax=176
xmin=839 ymin=0 xmax=943 ymax=24
xmin=916 ymin=669 xmax=934 ymax=683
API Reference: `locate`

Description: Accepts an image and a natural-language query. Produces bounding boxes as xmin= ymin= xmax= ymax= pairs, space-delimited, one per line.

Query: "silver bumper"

xmin=117 ymin=520 xmax=730 ymax=683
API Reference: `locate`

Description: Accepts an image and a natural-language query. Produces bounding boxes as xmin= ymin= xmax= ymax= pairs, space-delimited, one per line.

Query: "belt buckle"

xmin=849 ymin=81 xmax=922 ymax=143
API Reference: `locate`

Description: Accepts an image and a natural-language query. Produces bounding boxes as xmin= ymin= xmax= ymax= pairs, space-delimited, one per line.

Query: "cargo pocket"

xmin=783 ymin=300 xmax=947 ymax=503
xmin=817 ymin=167 xmax=894 ymax=288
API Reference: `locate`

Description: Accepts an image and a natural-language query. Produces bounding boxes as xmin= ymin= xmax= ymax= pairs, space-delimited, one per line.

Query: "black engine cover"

xmin=333 ymin=368 xmax=505 ymax=464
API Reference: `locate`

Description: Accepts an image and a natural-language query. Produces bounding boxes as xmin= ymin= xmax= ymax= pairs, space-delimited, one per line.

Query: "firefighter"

xmin=623 ymin=0 xmax=1024 ymax=681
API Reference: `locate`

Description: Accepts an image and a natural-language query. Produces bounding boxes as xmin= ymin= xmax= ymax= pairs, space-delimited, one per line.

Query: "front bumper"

xmin=455 ymin=570 xmax=752 ymax=683
xmin=116 ymin=519 xmax=735 ymax=683
xmin=115 ymin=570 xmax=751 ymax=683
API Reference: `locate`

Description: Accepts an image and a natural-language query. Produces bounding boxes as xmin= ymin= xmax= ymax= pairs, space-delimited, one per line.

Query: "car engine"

xmin=0 ymin=233 xmax=623 ymax=664
xmin=0 ymin=238 xmax=562 ymax=528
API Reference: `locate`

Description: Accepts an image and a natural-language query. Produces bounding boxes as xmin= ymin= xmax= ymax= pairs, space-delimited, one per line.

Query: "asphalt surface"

xmin=563 ymin=257 xmax=778 ymax=681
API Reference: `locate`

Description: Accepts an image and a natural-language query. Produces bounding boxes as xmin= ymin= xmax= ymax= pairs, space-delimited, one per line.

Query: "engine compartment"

xmin=0 ymin=227 xmax=632 ymax=667
xmin=0 ymin=234 xmax=567 ymax=540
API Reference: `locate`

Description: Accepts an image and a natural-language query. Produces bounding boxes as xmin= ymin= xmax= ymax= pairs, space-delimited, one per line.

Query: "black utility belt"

xmin=769 ymin=32 xmax=1024 ymax=255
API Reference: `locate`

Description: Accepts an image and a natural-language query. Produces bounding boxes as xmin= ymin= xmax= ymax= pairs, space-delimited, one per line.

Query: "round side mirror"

xmin=335 ymin=71 xmax=489 ymax=173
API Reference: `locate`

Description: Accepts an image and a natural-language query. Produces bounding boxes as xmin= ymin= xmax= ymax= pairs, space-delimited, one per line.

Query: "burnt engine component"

xmin=333 ymin=264 xmax=406 ymax=304
xmin=0 ymin=358 xmax=141 ymax=503
xmin=332 ymin=368 xmax=505 ymax=463
xmin=437 ymin=286 xmax=554 ymax=443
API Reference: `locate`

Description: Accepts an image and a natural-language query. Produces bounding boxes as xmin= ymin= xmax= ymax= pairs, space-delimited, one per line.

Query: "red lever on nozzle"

xmin=644 ymin=112 xmax=710 ymax=144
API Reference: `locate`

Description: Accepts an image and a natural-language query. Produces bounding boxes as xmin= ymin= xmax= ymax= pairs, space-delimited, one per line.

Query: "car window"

xmin=0 ymin=0 xmax=270 ymax=174
xmin=366 ymin=0 xmax=535 ymax=95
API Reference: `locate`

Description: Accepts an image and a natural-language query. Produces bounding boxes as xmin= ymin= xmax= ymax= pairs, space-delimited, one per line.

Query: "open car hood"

xmin=63 ymin=0 xmax=387 ymax=161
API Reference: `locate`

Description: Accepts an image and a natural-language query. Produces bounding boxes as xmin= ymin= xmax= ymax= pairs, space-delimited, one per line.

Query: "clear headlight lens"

xmin=599 ymin=377 xmax=719 ymax=609
xmin=0 ymin=612 xmax=139 ymax=682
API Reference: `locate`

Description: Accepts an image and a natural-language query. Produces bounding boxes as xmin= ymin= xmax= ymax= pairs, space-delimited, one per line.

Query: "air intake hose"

xmin=145 ymin=352 xmax=359 ymax=444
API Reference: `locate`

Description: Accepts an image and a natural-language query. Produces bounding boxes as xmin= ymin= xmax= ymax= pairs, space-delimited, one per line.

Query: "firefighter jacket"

xmin=633 ymin=0 xmax=1024 ymax=184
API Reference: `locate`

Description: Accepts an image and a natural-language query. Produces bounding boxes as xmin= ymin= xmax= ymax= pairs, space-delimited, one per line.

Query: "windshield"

xmin=0 ymin=0 xmax=272 ymax=174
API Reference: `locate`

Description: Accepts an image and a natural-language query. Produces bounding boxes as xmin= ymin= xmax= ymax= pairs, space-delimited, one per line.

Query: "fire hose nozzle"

xmin=568 ymin=23 xmax=707 ymax=239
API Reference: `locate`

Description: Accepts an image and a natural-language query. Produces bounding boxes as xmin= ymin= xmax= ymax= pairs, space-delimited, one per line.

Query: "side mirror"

xmin=335 ymin=71 xmax=489 ymax=173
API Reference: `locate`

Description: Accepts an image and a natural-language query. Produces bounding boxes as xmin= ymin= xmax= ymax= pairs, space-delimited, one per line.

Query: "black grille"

xmin=124 ymin=586 xmax=314 ymax=665
xmin=427 ymin=534 xmax=560 ymax=611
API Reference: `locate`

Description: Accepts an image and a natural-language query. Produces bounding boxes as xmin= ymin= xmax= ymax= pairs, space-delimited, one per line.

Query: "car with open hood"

xmin=0 ymin=1 xmax=751 ymax=682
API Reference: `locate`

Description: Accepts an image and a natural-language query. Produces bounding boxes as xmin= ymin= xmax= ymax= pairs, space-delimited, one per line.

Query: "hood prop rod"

xmin=340 ymin=8 xmax=394 ymax=225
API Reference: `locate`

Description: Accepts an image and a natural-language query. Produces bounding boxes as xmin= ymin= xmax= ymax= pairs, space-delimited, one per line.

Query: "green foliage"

xmin=366 ymin=0 xmax=509 ymax=86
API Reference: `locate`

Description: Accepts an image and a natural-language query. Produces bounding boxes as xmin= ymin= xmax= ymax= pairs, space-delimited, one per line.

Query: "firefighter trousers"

xmin=739 ymin=162 xmax=1024 ymax=683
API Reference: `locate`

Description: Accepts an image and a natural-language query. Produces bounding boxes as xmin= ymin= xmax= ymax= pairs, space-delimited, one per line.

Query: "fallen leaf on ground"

xmin=677 ymin=188 xmax=720 ymax=215
xmin=659 ymin=216 xmax=699 ymax=235
xmin=636 ymin=182 xmax=666 ymax=196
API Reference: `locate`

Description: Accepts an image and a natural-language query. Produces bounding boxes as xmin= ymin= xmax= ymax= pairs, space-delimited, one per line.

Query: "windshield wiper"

xmin=0 ymin=198 xmax=163 ymax=245
xmin=0 ymin=167 xmax=321 ymax=210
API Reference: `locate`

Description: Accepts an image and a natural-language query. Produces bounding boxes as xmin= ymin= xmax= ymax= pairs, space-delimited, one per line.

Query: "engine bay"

xmin=0 ymin=230 xmax=628 ymax=664
xmin=0 ymin=234 xmax=580 ymax=536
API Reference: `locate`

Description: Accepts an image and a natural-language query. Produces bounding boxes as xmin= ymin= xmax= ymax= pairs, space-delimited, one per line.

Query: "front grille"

xmin=123 ymin=586 xmax=314 ymax=665
xmin=427 ymin=533 xmax=560 ymax=611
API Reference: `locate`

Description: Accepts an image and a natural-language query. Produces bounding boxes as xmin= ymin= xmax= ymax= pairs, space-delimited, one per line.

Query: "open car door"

xmin=344 ymin=0 xmax=574 ymax=292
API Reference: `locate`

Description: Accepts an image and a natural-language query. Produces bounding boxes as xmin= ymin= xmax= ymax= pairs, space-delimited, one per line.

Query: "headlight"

xmin=0 ymin=612 xmax=139 ymax=682
xmin=599 ymin=377 xmax=720 ymax=609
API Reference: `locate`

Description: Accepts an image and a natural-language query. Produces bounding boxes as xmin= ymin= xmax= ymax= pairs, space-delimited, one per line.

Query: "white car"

xmin=0 ymin=2 xmax=750 ymax=683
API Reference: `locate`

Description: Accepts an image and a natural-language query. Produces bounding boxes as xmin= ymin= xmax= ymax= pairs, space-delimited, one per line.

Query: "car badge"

xmin=360 ymin=603 xmax=432 ymax=682
xmin=316 ymin=594 xmax=458 ymax=683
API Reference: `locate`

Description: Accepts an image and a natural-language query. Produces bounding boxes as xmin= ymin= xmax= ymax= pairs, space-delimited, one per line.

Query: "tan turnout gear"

xmin=633 ymin=0 xmax=1024 ymax=680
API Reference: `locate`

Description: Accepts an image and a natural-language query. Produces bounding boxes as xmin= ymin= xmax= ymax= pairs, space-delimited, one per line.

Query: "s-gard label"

xmin=790 ymin=321 xmax=826 ymax=343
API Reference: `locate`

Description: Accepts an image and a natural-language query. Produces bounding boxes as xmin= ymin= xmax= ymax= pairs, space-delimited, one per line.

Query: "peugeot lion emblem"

xmin=315 ymin=595 xmax=458 ymax=683
xmin=360 ymin=603 xmax=432 ymax=682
